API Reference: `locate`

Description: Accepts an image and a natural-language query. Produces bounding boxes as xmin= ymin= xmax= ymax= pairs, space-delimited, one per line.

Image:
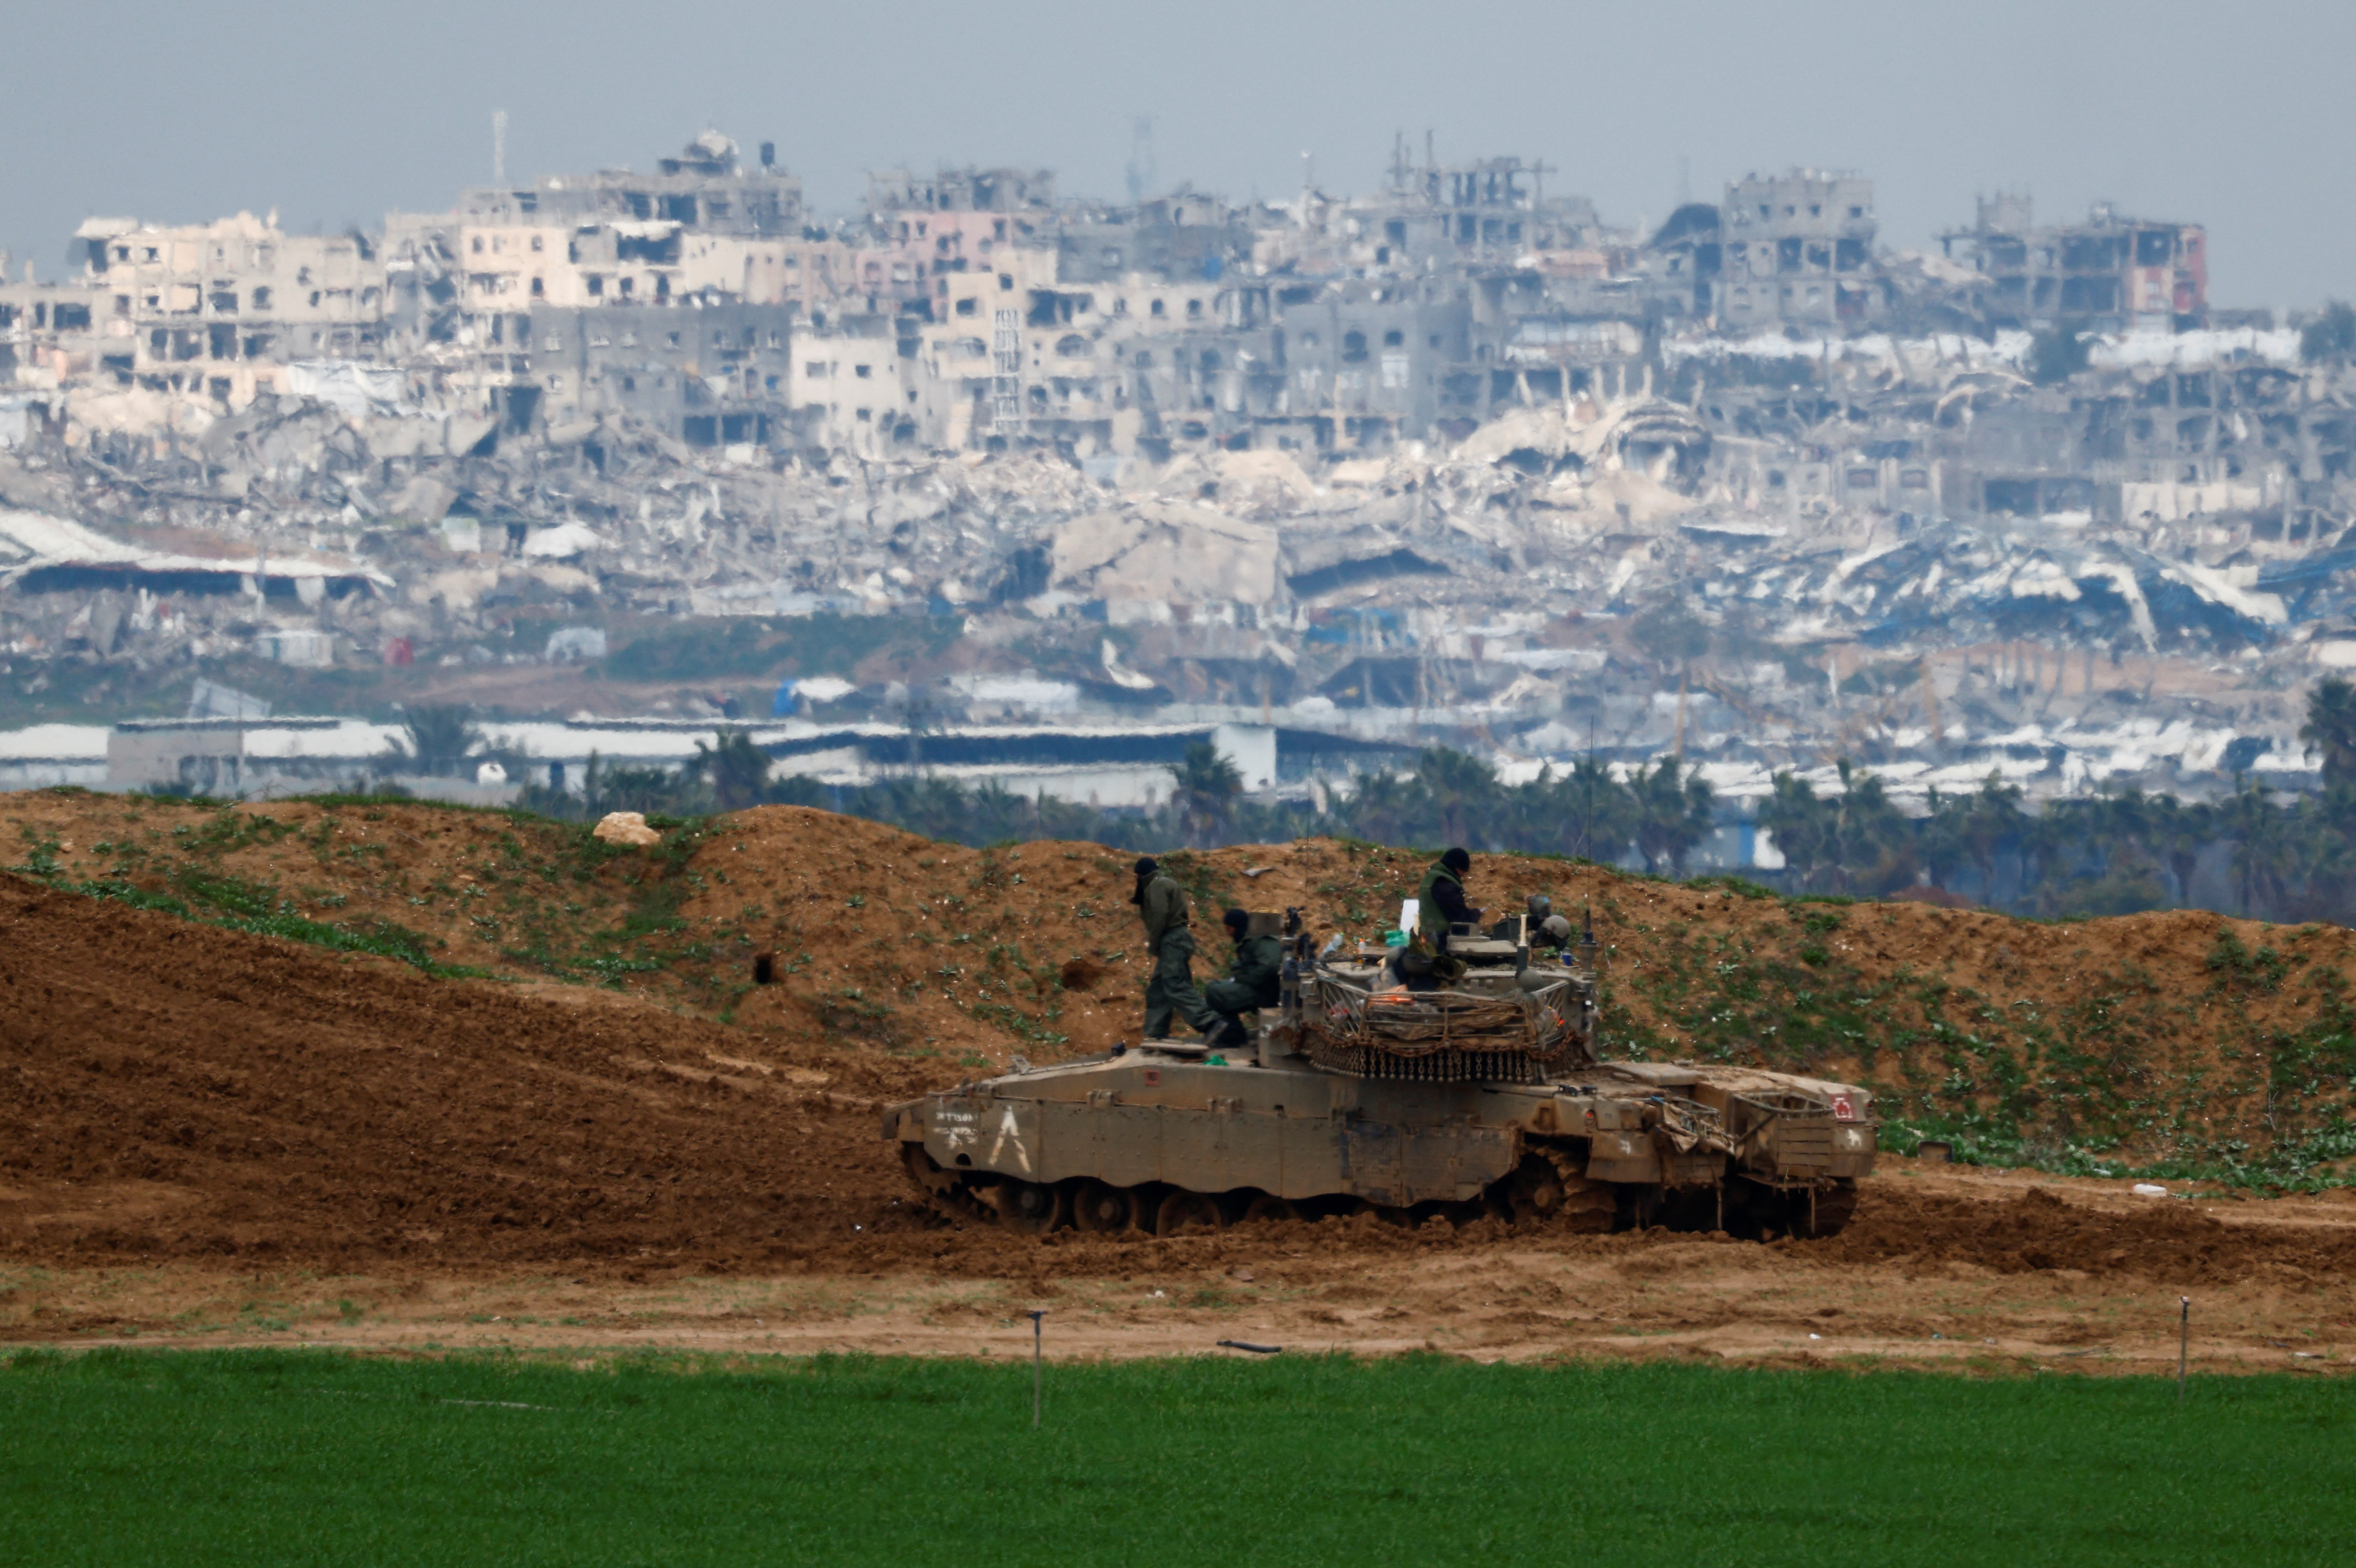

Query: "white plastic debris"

xmin=2132 ymin=1183 xmax=2169 ymax=1197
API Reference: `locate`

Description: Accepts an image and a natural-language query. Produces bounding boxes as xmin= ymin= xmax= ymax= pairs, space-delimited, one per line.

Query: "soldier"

xmin=1492 ymin=893 xmax=1557 ymax=943
xmin=1132 ymin=856 xmax=1209 ymax=1041
xmin=1202 ymin=907 xmax=1282 ymax=1049
xmin=1416 ymin=846 xmax=1488 ymax=948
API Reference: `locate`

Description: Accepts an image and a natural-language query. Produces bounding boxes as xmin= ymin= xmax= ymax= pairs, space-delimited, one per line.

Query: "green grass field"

xmin=1 ymin=1348 xmax=2345 ymax=1566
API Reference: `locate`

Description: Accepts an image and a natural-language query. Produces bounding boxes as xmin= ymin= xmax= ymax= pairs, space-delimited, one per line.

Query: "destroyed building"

xmin=1942 ymin=195 xmax=2207 ymax=334
xmin=7 ymin=127 xmax=2356 ymax=853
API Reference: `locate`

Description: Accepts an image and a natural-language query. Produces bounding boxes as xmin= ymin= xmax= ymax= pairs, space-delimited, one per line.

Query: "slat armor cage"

xmin=1305 ymin=974 xmax=1584 ymax=1083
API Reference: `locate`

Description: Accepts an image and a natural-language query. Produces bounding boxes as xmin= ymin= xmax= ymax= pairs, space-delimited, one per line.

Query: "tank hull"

xmin=885 ymin=1043 xmax=1877 ymax=1237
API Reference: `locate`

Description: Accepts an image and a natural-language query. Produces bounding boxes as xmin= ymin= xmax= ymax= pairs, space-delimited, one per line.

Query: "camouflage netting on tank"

xmin=1304 ymin=975 xmax=1583 ymax=1082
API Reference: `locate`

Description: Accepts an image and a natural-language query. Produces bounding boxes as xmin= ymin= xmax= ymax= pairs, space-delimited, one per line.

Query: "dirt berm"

xmin=9 ymin=855 xmax=2356 ymax=1299
xmin=0 ymin=871 xmax=926 ymax=1272
xmin=7 ymin=791 xmax=2356 ymax=1176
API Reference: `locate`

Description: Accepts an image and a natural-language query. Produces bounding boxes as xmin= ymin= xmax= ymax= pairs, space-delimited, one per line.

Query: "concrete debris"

xmin=6 ymin=131 xmax=2356 ymax=838
xmin=1053 ymin=502 xmax=1277 ymax=606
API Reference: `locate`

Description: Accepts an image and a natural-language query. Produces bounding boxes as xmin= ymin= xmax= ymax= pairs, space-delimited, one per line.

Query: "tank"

xmin=884 ymin=908 xmax=1876 ymax=1238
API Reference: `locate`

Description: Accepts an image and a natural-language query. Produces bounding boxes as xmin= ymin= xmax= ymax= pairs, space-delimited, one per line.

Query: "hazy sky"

xmin=2 ymin=0 xmax=2349 ymax=308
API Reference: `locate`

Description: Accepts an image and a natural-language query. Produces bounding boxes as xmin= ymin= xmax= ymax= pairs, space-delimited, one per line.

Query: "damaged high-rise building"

xmin=9 ymin=122 xmax=2356 ymax=841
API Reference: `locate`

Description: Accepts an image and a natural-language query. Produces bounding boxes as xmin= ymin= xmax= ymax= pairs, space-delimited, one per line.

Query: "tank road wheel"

xmin=1155 ymin=1189 xmax=1225 ymax=1234
xmin=992 ymin=1179 xmax=1067 ymax=1236
xmin=901 ymin=1144 xmax=976 ymax=1218
xmin=1502 ymin=1156 xmax=1566 ymax=1223
xmin=1240 ymin=1193 xmax=1301 ymax=1226
xmin=1556 ymin=1177 xmax=1616 ymax=1234
xmin=1500 ymin=1158 xmax=1617 ymax=1233
xmin=1072 ymin=1180 xmax=1142 ymax=1235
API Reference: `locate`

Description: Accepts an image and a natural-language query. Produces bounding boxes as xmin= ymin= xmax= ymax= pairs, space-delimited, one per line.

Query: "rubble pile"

xmin=5 ymin=131 xmax=2356 ymax=810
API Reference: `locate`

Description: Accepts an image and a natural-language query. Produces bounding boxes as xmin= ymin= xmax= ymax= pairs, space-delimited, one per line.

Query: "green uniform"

xmin=1204 ymin=932 xmax=1283 ymax=1019
xmin=1416 ymin=860 xmax=1467 ymax=943
xmin=1138 ymin=871 xmax=1209 ymax=1038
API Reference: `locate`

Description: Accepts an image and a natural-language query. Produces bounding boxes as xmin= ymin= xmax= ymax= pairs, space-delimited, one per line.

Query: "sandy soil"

xmin=4 ymin=1161 xmax=2350 ymax=1376
xmin=3 ymin=867 xmax=2353 ymax=1376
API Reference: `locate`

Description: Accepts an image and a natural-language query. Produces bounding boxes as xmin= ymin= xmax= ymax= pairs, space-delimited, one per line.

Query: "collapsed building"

xmin=4 ymin=131 xmax=2353 ymax=838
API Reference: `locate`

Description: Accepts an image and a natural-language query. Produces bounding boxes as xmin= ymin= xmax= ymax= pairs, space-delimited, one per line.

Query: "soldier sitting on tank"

xmin=1132 ymin=856 xmax=1213 ymax=1041
xmin=1202 ymin=907 xmax=1282 ymax=1050
xmin=1416 ymin=847 xmax=1488 ymax=950
xmin=1492 ymin=893 xmax=1558 ymax=944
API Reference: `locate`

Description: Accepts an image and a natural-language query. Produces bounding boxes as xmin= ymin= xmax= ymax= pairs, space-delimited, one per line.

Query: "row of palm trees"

xmin=514 ymin=736 xmax=1723 ymax=872
xmin=485 ymin=674 xmax=2356 ymax=922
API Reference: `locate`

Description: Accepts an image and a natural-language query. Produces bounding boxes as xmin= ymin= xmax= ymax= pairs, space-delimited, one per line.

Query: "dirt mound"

xmin=1822 ymin=1183 xmax=2356 ymax=1285
xmin=10 ymin=789 xmax=2356 ymax=1173
xmin=0 ymin=873 xmax=934 ymax=1271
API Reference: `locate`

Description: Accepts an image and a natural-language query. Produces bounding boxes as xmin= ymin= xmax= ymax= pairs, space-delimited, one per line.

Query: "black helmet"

xmin=1222 ymin=907 xmax=1249 ymax=934
xmin=1441 ymin=847 xmax=1471 ymax=874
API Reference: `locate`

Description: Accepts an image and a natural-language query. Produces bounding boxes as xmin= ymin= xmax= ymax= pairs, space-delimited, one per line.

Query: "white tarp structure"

xmin=521 ymin=521 xmax=606 ymax=559
xmin=0 ymin=508 xmax=391 ymax=587
xmin=280 ymin=361 xmax=416 ymax=418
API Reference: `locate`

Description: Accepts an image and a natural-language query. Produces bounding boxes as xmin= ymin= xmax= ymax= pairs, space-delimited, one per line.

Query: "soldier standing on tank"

xmin=1202 ymin=907 xmax=1283 ymax=1049
xmin=1132 ymin=856 xmax=1209 ymax=1040
xmin=1416 ymin=846 xmax=1488 ymax=949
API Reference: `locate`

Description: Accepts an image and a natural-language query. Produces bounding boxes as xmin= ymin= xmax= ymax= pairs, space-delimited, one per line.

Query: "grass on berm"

xmin=1 ymin=1347 xmax=2346 ymax=1566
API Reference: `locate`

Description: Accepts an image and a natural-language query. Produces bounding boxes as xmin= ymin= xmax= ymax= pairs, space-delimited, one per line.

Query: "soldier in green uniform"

xmin=1415 ymin=846 xmax=1487 ymax=948
xmin=1132 ymin=856 xmax=1210 ymax=1040
xmin=1202 ymin=907 xmax=1283 ymax=1049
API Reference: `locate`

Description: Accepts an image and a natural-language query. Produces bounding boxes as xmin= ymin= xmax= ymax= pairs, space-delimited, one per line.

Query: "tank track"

xmin=897 ymin=1143 xmax=1854 ymax=1239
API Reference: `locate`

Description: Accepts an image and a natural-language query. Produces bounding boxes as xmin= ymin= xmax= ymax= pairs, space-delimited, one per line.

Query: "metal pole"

xmin=1028 ymin=1309 xmax=1045 ymax=1429
xmin=2178 ymin=1296 xmax=2189 ymax=1403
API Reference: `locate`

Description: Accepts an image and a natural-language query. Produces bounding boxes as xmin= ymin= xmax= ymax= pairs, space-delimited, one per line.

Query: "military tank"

xmin=885 ymin=907 xmax=1876 ymax=1238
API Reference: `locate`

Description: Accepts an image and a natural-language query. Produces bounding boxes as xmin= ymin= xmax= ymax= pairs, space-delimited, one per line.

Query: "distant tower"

xmin=1125 ymin=116 xmax=1157 ymax=205
xmin=492 ymin=109 xmax=508 ymax=183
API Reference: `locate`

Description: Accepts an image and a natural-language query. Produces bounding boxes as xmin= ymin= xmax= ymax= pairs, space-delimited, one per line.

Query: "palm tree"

xmin=2301 ymin=676 xmax=2356 ymax=785
xmin=2219 ymin=781 xmax=2292 ymax=918
xmin=2148 ymin=795 xmax=2212 ymax=907
xmin=1760 ymin=761 xmax=1911 ymax=894
xmin=1955 ymin=772 xmax=2024 ymax=901
xmin=1918 ymin=788 xmax=1968 ymax=893
xmin=1760 ymin=772 xmax=1839 ymax=891
xmin=1628 ymin=759 xmax=1714 ymax=876
xmin=1413 ymin=746 xmax=1498 ymax=848
xmin=387 ymin=705 xmax=480 ymax=778
xmin=1555 ymin=755 xmax=1636 ymax=864
xmin=1169 ymin=741 xmax=1243 ymax=847
xmin=1339 ymin=768 xmax=1416 ymax=847
xmin=1825 ymin=760 xmax=1914 ymax=894
xmin=690 ymin=730 xmax=772 ymax=812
